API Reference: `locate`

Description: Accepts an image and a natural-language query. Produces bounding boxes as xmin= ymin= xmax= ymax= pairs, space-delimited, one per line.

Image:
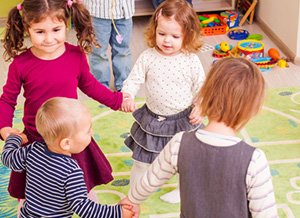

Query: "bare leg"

xmin=87 ymin=189 xmax=99 ymax=203
xmin=17 ymin=199 xmax=25 ymax=218
xmin=160 ymin=173 xmax=180 ymax=204
xmin=130 ymin=160 xmax=150 ymax=188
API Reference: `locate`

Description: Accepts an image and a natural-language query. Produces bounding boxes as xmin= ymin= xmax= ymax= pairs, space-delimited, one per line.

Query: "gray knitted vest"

xmin=178 ymin=130 xmax=255 ymax=218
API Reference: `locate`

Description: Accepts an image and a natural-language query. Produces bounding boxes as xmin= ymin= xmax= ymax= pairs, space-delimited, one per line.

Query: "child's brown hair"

xmin=144 ymin=0 xmax=203 ymax=53
xmin=2 ymin=0 xmax=99 ymax=61
xmin=194 ymin=58 xmax=266 ymax=131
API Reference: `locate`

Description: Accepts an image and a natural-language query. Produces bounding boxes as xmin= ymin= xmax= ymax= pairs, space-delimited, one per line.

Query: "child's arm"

xmin=121 ymin=51 xmax=148 ymax=102
xmin=77 ymin=53 xmax=123 ymax=110
xmin=0 ymin=127 xmax=25 ymax=141
xmin=0 ymin=60 xmax=23 ymax=139
xmin=1 ymin=134 xmax=30 ymax=172
xmin=128 ymin=132 xmax=183 ymax=204
xmin=247 ymin=149 xmax=279 ymax=218
xmin=66 ymin=169 xmax=123 ymax=217
xmin=189 ymin=104 xmax=204 ymax=125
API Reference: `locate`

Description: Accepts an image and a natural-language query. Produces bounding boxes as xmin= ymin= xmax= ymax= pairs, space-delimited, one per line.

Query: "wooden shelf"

xmin=134 ymin=0 xmax=236 ymax=16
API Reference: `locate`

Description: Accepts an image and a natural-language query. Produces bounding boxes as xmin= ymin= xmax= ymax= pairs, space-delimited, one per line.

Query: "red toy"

xmin=268 ymin=48 xmax=280 ymax=60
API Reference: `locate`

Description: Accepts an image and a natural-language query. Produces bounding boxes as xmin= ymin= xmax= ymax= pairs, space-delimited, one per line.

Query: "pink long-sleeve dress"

xmin=0 ymin=42 xmax=122 ymax=198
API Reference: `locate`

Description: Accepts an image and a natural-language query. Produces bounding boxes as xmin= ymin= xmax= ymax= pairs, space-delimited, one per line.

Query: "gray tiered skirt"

xmin=125 ymin=104 xmax=204 ymax=164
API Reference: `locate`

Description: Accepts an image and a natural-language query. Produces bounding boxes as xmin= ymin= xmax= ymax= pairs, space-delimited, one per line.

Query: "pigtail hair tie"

xmin=155 ymin=9 xmax=162 ymax=21
xmin=17 ymin=4 xmax=22 ymax=11
xmin=67 ymin=0 xmax=73 ymax=7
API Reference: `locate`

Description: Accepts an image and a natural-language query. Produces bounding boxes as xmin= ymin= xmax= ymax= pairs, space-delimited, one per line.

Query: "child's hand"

xmin=189 ymin=105 xmax=204 ymax=125
xmin=119 ymin=197 xmax=140 ymax=218
xmin=121 ymin=204 xmax=134 ymax=218
xmin=0 ymin=127 xmax=27 ymax=142
xmin=120 ymin=93 xmax=138 ymax=112
xmin=1 ymin=127 xmax=28 ymax=144
xmin=16 ymin=133 xmax=28 ymax=145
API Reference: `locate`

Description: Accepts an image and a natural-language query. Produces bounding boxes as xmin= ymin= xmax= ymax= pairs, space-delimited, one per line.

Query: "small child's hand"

xmin=9 ymin=132 xmax=28 ymax=145
xmin=1 ymin=127 xmax=28 ymax=144
xmin=120 ymin=93 xmax=138 ymax=112
xmin=121 ymin=204 xmax=134 ymax=218
xmin=16 ymin=133 xmax=28 ymax=145
xmin=189 ymin=105 xmax=204 ymax=125
xmin=119 ymin=197 xmax=140 ymax=218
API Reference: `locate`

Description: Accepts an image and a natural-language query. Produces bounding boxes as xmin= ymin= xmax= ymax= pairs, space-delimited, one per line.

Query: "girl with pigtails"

xmin=0 ymin=0 xmax=131 ymax=216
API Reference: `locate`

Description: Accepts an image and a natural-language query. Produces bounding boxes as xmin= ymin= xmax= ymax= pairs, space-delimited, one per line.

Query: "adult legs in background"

xmin=110 ymin=18 xmax=132 ymax=92
xmin=160 ymin=174 xmax=180 ymax=204
xmin=90 ymin=18 xmax=112 ymax=89
xmin=151 ymin=0 xmax=165 ymax=8
xmin=90 ymin=17 xmax=132 ymax=91
xmin=130 ymin=160 xmax=150 ymax=189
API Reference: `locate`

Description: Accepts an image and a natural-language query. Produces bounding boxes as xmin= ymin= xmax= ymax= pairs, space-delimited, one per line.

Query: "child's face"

xmin=68 ymin=111 xmax=93 ymax=154
xmin=155 ymin=16 xmax=183 ymax=56
xmin=28 ymin=16 xmax=66 ymax=59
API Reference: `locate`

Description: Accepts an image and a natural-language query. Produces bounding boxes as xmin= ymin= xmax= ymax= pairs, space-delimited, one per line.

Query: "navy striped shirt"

xmin=2 ymin=135 xmax=122 ymax=218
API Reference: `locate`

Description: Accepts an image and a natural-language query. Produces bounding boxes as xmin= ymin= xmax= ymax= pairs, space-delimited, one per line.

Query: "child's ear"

xmin=60 ymin=138 xmax=71 ymax=151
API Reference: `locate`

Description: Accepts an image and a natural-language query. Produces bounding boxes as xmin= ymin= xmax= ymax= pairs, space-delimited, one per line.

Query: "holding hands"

xmin=120 ymin=93 xmax=138 ymax=112
xmin=189 ymin=104 xmax=204 ymax=126
xmin=119 ymin=197 xmax=140 ymax=218
xmin=0 ymin=127 xmax=28 ymax=144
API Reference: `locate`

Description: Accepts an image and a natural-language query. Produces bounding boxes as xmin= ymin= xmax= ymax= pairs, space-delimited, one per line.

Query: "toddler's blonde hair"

xmin=36 ymin=97 xmax=90 ymax=145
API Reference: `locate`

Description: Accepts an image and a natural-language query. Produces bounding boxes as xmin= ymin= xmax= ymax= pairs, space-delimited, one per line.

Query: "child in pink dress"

xmin=0 ymin=0 xmax=130 ymax=215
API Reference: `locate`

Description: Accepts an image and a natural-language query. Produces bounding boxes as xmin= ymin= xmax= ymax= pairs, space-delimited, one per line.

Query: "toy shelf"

xmin=134 ymin=0 xmax=235 ymax=16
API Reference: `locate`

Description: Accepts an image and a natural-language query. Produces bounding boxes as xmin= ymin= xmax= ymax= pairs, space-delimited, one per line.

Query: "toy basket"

xmin=199 ymin=14 xmax=228 ymax=36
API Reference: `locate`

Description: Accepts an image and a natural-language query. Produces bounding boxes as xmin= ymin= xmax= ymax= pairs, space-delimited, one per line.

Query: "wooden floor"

xmin=1 ymin=15 xmax=300 ymax=104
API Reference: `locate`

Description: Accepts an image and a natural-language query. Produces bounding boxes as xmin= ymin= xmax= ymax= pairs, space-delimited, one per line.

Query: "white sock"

xmin=87 ymin=189 xmax=99 ymax=203
xmin=160 ymin=174 xmax=180 ymax=204
xmin=130 ymin=161 xmax=150 ymax=188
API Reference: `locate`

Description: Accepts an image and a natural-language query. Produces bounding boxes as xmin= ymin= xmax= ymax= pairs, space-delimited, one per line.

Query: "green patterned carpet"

xmin=0 ymin=87 xmax=300 ymax=218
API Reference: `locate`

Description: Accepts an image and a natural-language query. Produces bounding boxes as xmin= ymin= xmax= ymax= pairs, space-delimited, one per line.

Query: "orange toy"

xmin=268 ymin=48 xmax=280 ymax=60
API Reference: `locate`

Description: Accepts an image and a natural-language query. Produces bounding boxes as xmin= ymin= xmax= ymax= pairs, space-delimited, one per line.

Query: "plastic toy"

xmin=268 ymin=48 xmax=280 ymax=60
xmin=220 ymin=11 xmax=239 ymax=29
xmin=213 ymin=50 xmax=231 ymax=58
xmin=228 ymin=28 xmax=249 ymax=40
xmin=201 ymin=17 xmax=215 ymax=24
xmin=237 ymin=39 xmax=264 ymax=58
xmin=231 ymin=47 xmax=239 ymax=57
xmin=278 ymin=59 xmax=287 ymax=68
xmin=213 ymin=42 xmax=233 ymax=58
xmin=247 ymin=34 xmax=263 ymax=40
xmin=267 ymin=49 xmax=290 ymax=68
xmin=251 ymin=57 xmax=278 ymax=72
xmin=198 ymin=14 xmax=227 ymax=36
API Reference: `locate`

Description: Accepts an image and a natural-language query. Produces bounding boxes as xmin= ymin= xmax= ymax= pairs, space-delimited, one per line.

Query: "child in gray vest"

xmin=119 ymin=58 xmax=278 ymax=218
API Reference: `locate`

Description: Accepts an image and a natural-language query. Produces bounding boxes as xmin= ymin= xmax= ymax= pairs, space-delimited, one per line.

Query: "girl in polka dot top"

xmin=121 ymin=0 xmax=205 ymax=204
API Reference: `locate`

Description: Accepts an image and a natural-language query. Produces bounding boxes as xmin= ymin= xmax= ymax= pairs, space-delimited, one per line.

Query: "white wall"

xmin=256 ymin=0 xmax=300 ymax=63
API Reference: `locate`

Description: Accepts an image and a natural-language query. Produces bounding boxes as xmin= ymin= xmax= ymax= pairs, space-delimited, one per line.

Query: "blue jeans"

xmin=90 ymin=17 xmax=132 ymax=91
